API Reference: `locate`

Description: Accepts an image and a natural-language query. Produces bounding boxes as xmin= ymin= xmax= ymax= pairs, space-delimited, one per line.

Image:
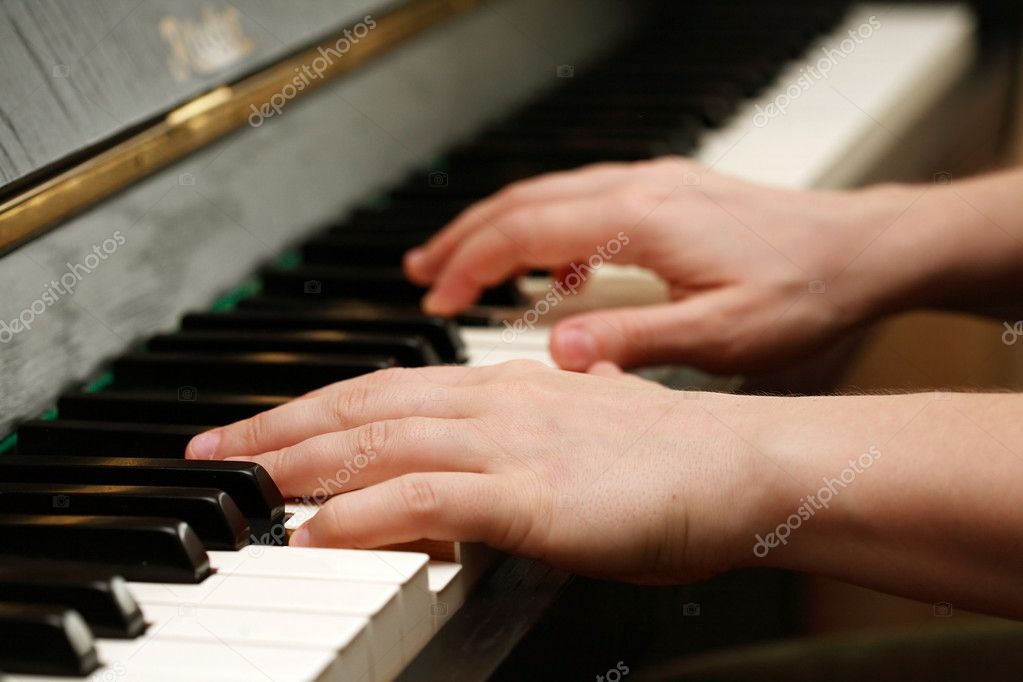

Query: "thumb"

xmin=550 ymin=295 xmax=732 ymax=371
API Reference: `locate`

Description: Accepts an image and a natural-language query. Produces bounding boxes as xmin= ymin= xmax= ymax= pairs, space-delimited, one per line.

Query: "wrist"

xmin=830 ymin=183 xmax=953 ymax=323
xmin=690 ymin=393 xmax=823 ymax=573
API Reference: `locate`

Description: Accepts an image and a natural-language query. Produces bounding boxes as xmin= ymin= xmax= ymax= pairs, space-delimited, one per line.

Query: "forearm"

xmin=736 ymin=392 xmax=1023 ymax=618
xmin=863 ymin=168 xmax=1023 ymax=321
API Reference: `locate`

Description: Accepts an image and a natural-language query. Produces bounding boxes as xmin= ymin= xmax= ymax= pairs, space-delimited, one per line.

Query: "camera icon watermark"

xmin=429 ymin=387 xmax=448 ymax=401
xmin=430 ymin=602 xmax=448 ymax=617
xmin=682 ymin=602 xmax=701 ymax=617
xmin=556 ymin=64 xmax=575 ymax=78
xmin=682 ymin=172 xmax=701 ymax=186
xmin=178 ymin=603 xmax=198 ymax=618
xmin=52 ymin=64 xmax=69 ymax=78
xmin=933 ymin=172 xmax=952 ymax=185
xmin=52 ymin=494 xmax=71 ymax=509
xmin=178 ymin=172 xmax=195 ymax=186
xmin=808 ymin=280 xmax=827 ymax=294
xmin=178 ymin=386 xmax=197 ymax=402
xmin=304 ymin=280 xmax=322 ymax=294
xmin=932 ymin=601 xmax=953 ymax=617
xmin=428 ymin=171 xmax=449 ymax=188
xmin=932 ymin=390 xmax=952 ymax=401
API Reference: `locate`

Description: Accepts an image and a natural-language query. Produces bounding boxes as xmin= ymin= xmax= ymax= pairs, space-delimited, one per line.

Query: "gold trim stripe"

xmin=0 ymin=0 xmax=479 ymax=251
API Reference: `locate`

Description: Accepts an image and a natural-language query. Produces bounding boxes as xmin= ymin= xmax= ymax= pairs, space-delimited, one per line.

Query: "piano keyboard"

xmin=0 ymin=2 xmax=974 ymax=680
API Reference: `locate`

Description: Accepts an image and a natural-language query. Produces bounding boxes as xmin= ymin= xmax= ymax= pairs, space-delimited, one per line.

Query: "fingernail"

xmin=553 ymin=326 xmax=597 ymax=370
xmin=187 ymin=430 xmax=221 ymax=459
xmin=290 ymin=526 xmax=311 ymax=547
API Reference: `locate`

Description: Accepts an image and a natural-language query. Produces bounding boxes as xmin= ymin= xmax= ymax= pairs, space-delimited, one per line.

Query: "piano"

xmin=0 ymin=0 xmax=1017 ymax=679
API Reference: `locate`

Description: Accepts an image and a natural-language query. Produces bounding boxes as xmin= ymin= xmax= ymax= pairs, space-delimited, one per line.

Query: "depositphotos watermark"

xmin=753 ymin=445 xmax=881 ymax=558
xmin=501 ymin=231 xmax=630 ymax=343
xmin=753 ymin=16 xmax=881 ymax=128
xmin=1002 ymin=321 xmax=1023 ymax=346
xmin=0 ymin=231 xmax=126 ymax=343
xmin=248 ymin=14 xmax=377 ymax=127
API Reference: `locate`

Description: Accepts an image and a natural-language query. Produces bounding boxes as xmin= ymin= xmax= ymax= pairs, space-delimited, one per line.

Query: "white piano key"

xmin=128 ymin=573 xmax=403 ymax=677
xmin=209 ymin=545 xmax=429 ymax=591
xmin=286 ymin=502 xmax=319 ymax=530
xmin=695 ymin=4 xmax=975 ymax=189
xmin=209 ymin=545 xmax=433 ymax=664
xmin=7 ymin=638 xmax=341 ymax=682
xmin=94 ymin=638 xmax=340 ymax=682
xmin=140 ymin=603 xmax=371 ymax=680
xmin=426 ymin=561 xmax=462 ymax=632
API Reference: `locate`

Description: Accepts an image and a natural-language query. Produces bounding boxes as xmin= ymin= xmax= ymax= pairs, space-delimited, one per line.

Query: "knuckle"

xmin=355 ymin=420 xmax=389 ymax=460
xmin=614 ymin=313 xmax=656 ymax=353
xmin=498 ymin=179 xmax=535 ymax=202
xmin=241 ymin=411 xmax=273 ymax=449
xmin=329 ymin=384 xmax=367 ymax=426
xmin=502 ymin=358 xmax=547 ymax=374
xmin=318 ymin=501 xmax=354 ymax=546
xmin=396 ymin=475 xmax=440 ymax=521
xmin=655 ymin=154 xmax=691 ymax=170
xmin=500 ymin=205 xmax=540 ymax=234
xmin=367 ymin=366 xmax=407 ymax=385
xmin=613 ymin=184 xmax=662 ymax=221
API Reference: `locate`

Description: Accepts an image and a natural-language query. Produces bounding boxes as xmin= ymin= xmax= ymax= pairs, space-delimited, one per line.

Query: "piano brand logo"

xmin=0 ymin=231 xmax=126 ymax=344
xmin=160 ymin=5 xmax=254 ymax=82
xmin=752 ymin=15 xmax=881 ymax=128
xmin=752 ymin=445 xmax=880 ymax=558
xmin=501 ymin=232 xmax=630 ymax=343
xmin=247 ymin=15 xmax=378 ymax=127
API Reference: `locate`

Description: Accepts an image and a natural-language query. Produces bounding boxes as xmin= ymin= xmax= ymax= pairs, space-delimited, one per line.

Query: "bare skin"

xmin=187 ymin=159 xmax=1023 ymax=618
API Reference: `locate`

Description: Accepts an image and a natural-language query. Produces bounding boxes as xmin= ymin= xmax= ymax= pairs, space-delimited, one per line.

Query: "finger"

xmin=423 ymin=194 xmax=641 ymax=315
xmin=549 ymin=291 xmax=740 ymax=370
xmin=586 ymin=361 xmax=626 ymax=378
xmin=587 ymin=361 xmax=656 ymax=387
xmin=226 ymin=417 xmax=485 ymax=498
xmin=297 ymin=364 xmax=476 ymax=401
xmin=289 ymin=473 xmax=514 ymax=549
xmin=404 ymin=163 xmax=636 ymax=284
xmin=186 ymin=367 xmax=478 ymax=460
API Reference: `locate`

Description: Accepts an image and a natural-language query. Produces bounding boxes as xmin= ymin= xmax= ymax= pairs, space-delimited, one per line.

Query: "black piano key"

xmin=112 ymin=351 xmax=395 ymax=395
xmin=302 ymin=232 xmax=431 ymax=266
xmin=0 ymin=456 xmax=285 ymax=541
xmin=461 ymin=136 xmax=672 ymax=162
xmin=18 ymin=420 xmax=202 ymax=458
xmin=0 ymin=514 xmax=211 ymax=583
xmin=235 ymin=295 xmax=500 ymax=328
xmin=0 ymin=559 xmax=146 ymax=638
xmin=147 ymin=329 xmax=441 ymax=367
xmin=339 ymin=200 xmax=471 ymax=232
xmin=181 ymin=310 xmax=467 ymax=363
xmin=389 ymin=171 xmax=510 ymax=200
xmin=0 ymin=483 xmax=251 ymax=551
xmin=58 ymin=390 xmax=288 ymax=425
xmin=0 ymin=603 xmax=100 ymax=676
xmin=261 ymin=265 xmax=426 ymax=303
xmin=236 ymin=294 xmax=425 ymax=316
xmin=263 ymin=265 xmax=524 ymax=308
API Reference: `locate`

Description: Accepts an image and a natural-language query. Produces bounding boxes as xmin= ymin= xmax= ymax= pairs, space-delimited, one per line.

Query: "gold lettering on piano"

xmin=160 ymin=5 xmax=254 ymax=82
